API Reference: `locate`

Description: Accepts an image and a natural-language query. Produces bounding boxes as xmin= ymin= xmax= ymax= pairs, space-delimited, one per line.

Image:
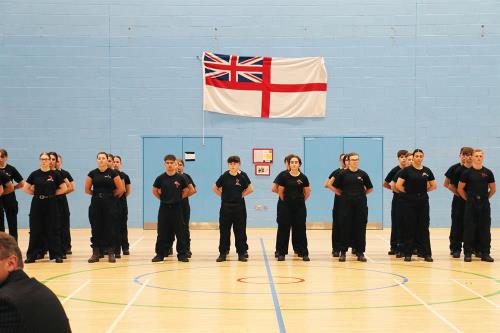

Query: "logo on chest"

xmin=104 ymin=175 xmax=112 ymax=179
xmin=357 ymin=176 xmax=363 ymax=182
xmin=46 ymin=175 xmax=54 ymax=182
xmin=422 ymin=172 xmax=429 ymax=178
xmin=174 ymin=181 xmax=180 ymax=189
xmin=235 ymin=178 xmax=241 ymax=186
xmin=296 ymin=179 xmax=303 ymax=185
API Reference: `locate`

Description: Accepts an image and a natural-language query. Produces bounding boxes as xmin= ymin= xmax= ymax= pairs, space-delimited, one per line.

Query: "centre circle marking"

xmin=237 ymin=276 xmax=305 ymax=284
xmin=41 ymin=263 xmax=500 ymax=311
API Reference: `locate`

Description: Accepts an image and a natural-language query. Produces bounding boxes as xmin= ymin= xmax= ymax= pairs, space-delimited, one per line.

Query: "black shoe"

xmin=275 ymin=251 xmax=279 ymax=258
xmin=452 ymin=251 xmax=460 ymax=259
xmin=404 ymin=256 xmax=411 ymax=262
xmin=238 ymin=254 xmax=248 ymax=262
xmin=216 ymin=255 xmax=226 ymax=262
xmin=178 ymin=257 xmax=189 ymax=262
xmin=115 ymin=253 xmax=121 ymax=259
xmin=388 ymin=250 xmax=396 ymax=255
xmin=187 ymin=251 xmax=192 ymax=258
xmin=357 ymin=254 xmax=367 ymax=262
xmin=481 ymin=255 xmax=494 ymax=262
xmin=108 ymin=253 xmax=116 ymax=263
xmin=151 ymin=255 xmax=164 ymax=262
xmin=396 ymin=252 xmax=403 ymax=258
xmin=302 ymin=255 xmax=310 ymax=262
xmin=66 ymin=250 xmax=72 ymax=255
xmin=243 ymin=251 xmax=249 ymax=258
xmin=464 ymin=254 xmax=472 ymax=262
xmin=55 ymin=257 xmax=63 ymax=263
xmin=277 ymin=255 xmax=285 ymax=261
xmin=24 ymin=257 xmax=36 ymax=264
xmin=62 ymin=254 xmax=67 ymax=259
xmin=424 ymin=256 xmax=433 ymax=262
xmin=123 ymin=250 xmax=130 ymax=255
xmin=332 ymin=251 xmax=340 ymax=257
xmin=339 ymin=253 xmax=346 ymax=262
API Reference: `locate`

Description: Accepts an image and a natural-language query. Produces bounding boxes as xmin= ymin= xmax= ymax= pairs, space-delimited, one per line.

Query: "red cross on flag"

xmin=202 ymin=52 xmax=328 ymax=118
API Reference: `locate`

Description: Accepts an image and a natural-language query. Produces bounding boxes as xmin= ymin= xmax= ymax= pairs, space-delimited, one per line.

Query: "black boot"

xmin=108 ymin=248 xmax=116 ymax=263
xmin=88 ymin=248 xmax=100 ymax=263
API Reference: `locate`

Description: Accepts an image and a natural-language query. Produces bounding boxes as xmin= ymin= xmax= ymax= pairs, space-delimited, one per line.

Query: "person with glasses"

xmin=444 ymin=147 xmax=473 ymax=258
xmin=276 ymin=155 xmax=311 ymax=261
xmin=85 ymin=152 xmax=124 ymax=263
xmin=0 ymin=149 xmax=24 ymax=241
xmin=457 ymin=149 xmax=496 ymax=262
xmin=325 ymin=153 xmax=347 ymax=257
xmin=23 ymin=153 xmax=67 ymax=263
xmin=332 ymin=153 xmax=373 ymax=262
xmin=396 ymin=149 xmax=436 ymax=262
xmin=383 ymin=150 xmax=408 ymax=256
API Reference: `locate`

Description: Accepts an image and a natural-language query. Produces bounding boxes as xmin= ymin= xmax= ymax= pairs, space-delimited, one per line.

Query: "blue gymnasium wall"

xmin=1 ymin=0 xmax=499 ymax=228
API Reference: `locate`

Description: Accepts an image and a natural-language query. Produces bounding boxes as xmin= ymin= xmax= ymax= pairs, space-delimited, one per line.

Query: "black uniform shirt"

xmin=59 ymin=169 xmax=74 ymax=183
xmin=0 ymin=164 xmax=23 ymax=183
xmin=460 ymin=167 xmax=495 ymax=198
xmin=26 ymin=169 xmax=64 ymax=196
xmin=451 ymin=165 xmax=469 ymax=188
xmin=153 ymin=173 xmax=187 ymax=204
xmin=398 ymin=165 xmax=435 ymax=196
xmin=277 ymin=172 xmax=310 ymax=201
xmin=392 ymin=168 xmax=406 ymax=197
xmin=88 ymin=168 xmax=118 ymax=194
xmin=117 ymin=170 xmax=131 ymax=201
xmin=328 ymin=168 xmax=344 ymax=181
xmin=0 ymin=172 xmax=10 ymax=186
xmin=274 ymin=170 xmax=288 ymax=185
xmin=385 ymin=166 xmax=402 ymax=193
xmin=333 ymin=169 xmax=373 ymax=196
xmin=215 ymin=170 xmax=251 ymax=203
xmin=444 ymin=163 xmax=460 ymax=181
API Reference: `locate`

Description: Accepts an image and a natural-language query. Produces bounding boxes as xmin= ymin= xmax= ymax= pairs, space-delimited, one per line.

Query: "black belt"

xmin=35 ymin=195 xmax=54 ymax=200
xmin=93 ymin=193 xmax=114 ymax=198
xmin=471 ymin=195 xmax=486 ymax=200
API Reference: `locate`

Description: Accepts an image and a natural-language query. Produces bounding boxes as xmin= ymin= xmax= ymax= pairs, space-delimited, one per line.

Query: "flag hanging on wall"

xmin=202 ymin=51 xmax=328 ymax=118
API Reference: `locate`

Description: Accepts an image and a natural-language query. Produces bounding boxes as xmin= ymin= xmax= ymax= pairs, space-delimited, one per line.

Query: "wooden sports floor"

xmin=18 ymin=228 xmax=500 ymax=333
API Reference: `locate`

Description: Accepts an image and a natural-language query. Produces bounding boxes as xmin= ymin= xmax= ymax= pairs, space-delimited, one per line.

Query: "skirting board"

xmin=144 ymin=222 xmax=383 ymax=230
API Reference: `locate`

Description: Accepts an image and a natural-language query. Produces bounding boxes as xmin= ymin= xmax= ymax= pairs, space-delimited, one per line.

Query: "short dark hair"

xmin=48 ymin=152 xmax=58 ymax=162
xmin=0 ymin=232 xmax=23 ymax=269
xmin=97 ymin=152 xmax=108 ymax=159
xmin=227 ymin=155 xmax=241 ymax=164
xmin=406 ymin=152 xmax=413 ymax=157
xmin=460 ymin=147 xmax=473 ymax=156
xmin=348 ymin=152 xmax=359 ymax=160
xmin=0 ymin=149 xmax=7 ymax=157
xmin=114 ymin=155 xmax=122 ymax=162
xmin=413 ymin=149 xmax=424 ymax=155
xmin=397 ymin=150 xmax=408 ymax=158
xmin=164 ymin=154 xmax=177 ymax=162
xmin=107 ymin=153 xmax=114 ymax=159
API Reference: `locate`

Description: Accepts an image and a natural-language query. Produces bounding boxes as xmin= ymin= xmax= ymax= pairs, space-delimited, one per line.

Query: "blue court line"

xmin=260 ymin=238 xmax=286 ymax=333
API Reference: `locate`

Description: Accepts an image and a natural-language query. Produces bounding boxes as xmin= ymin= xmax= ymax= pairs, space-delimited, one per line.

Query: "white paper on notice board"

xmin=185 ymin=152 xmax=195 ymax=161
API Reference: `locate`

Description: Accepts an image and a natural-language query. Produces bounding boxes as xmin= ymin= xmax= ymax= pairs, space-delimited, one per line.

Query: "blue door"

xmin=142 ymin=136 xmax=222 ymax=227
xmin=304 ymin=137 xmax=344 ymax=222
xmin=303 ymin=136 xmax=384 ymax=226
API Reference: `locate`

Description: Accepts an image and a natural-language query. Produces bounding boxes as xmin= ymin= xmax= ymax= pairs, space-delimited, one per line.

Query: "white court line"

xmin=105 ymin=278 xmax=150 ymax=333
xmin=364 ymin=254 xmax=376 ymax=263
xmin=393 ymin=279 xmax=462 ymax=333
xmin=61 ymin=279 xmax=91 ymax=305
xmin=129 ymin=236 xmax=145 ymax=250
xmin=452 ymin=279 xmax=500 ymax=309
xmin=376 ymin=235 xmax=390 ymax=245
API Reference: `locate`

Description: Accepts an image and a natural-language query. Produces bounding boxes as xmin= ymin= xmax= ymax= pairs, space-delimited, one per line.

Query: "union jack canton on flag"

xmin=202 ymin=51 xmax=328 ymax=118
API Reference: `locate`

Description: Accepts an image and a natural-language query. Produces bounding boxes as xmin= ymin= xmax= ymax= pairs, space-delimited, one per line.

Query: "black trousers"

xmin=276 ymin=199 xmax=308 ymax=256
xmin=57 ymin=196 xmax=71 ymax=252
xmin=116 ymin=198 xmax=129 ymax=252
xmin=337 ymin=195 xmax=368 ymax=253
xmin=463 ymin=196 xmax=491 ymax=255
xmin=26 ymin=197 xmax=62 ymax=259
xmin=275 ymin=199 xmax=298 ymax=254
xmin=390 ymin=193 xmax=403 ymax=252
xmin=401 ymin=195 xmax=432 ymax=257
xmin=331 ymin=195 xmax=341 ymax=252
xmin=88 ymin=194 xmax=119 ymax=250
xmin=155 ymin=203 xmax=187 ymax=258
xmin=449 ymin=195 xmax=466 ymax=252
xmin=218 ymin=202 xmax=248 ymax=255
xmin=182 ymin=199 xmax=191 ymax=250
xmin=0 ymin=192 xmax=19 ymax=241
